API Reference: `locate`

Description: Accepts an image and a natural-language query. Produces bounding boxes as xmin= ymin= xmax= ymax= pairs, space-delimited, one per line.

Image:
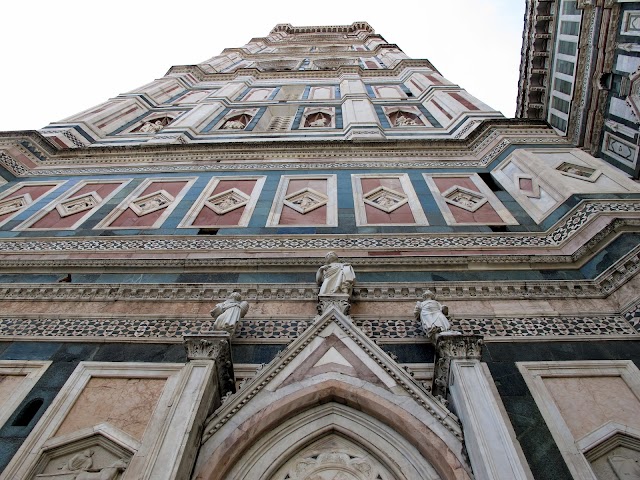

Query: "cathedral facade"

xmin=0 ymin=21 xmax=639 ymax=480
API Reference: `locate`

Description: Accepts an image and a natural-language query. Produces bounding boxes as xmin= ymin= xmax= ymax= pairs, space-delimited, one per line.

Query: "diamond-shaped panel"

xmin=129 ymin=190 xmax=174 ymax=217
xmin=0 ymin=193 xmax=32 ymax=216
xmin=442 ymin=186 xmax=487 ymax=212
xmin=206 ymin=188 xmax=250 ymax=214
xmin=514 ymin=174 xmax=541 ymax=198
xmin=284 ymin=188 xmax=328 ymax=214
xmin=363 ymin=186 xmax=408 ymax=213
xmin=56 ymin=192 xmax=102 ymax=218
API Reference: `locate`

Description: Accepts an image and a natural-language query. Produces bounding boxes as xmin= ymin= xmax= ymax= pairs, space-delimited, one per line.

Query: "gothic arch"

xmin=224 ymin=402 xmax=442 ymax=480
xmin=194 ymin=378 xmax=471 ymax=480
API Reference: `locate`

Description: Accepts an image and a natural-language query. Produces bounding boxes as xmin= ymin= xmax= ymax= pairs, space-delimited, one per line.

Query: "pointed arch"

xmin=195 ymin=379 xmax=471 ymax=480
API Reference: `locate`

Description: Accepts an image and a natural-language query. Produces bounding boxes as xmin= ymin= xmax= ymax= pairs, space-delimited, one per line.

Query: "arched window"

xmin=12 ymin=397 xmax=44 ymax=426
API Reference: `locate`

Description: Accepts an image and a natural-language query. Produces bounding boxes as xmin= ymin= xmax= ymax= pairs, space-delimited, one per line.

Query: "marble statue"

xmin=223 ymin=119 xmax=246 ymax=130
xmin=395 ymin=114 xmax=418 ymax=126
xmin=316 ymin=252 xmax=356 ymax=296
xmin=210 ymin=292 xmax=249 ymax=334
xmin=139 ymin=120 xmax=164 ymax=133
xmin=414 ymin=290 xmax=451 ymax=338
xmin=309 ymin=116 xmax=328 ymax=127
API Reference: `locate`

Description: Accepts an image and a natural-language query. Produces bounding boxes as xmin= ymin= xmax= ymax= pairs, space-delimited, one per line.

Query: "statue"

xmin=210 ymin=292 xmax=249 ymax=335
xmin=139 ymin=120 xmax=164 ymax=133
xmin=223 ymin=119 xmax=246 ymax=130
xmin=309 ymin=116 xmax=328 ymax=127
xmin=316 ymin=252 xmax=356 ymax=296
xmin=414 ymin=290 xmax=452 ymax=339
xmin=395 ymin=114 xmax=418 ymax=126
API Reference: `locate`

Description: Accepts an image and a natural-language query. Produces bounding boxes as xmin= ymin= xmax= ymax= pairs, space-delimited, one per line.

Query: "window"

xmin=560 ymin=21 xmax=580 ymax=36
xmin=558 ymin=40 xmax=577 ymax=56
xmin=554 ymin=78 xmax=573 ymax=95
xmin=562 ymin=1 xmax=579 ymax=15
xmin=556 ymin=59 xmax=575 ymax=76
xmin=552 ymin=96 xmax=570 ymax=114
xmin=550 ymin=114 xmax=568 ymax=131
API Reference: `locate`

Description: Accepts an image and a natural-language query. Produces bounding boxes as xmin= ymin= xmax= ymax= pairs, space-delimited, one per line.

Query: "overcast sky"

xmin=0 ymin=0 xmax=525 ymax=131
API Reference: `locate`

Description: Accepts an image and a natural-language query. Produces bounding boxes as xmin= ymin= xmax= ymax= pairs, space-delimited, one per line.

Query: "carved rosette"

xmin=183 ymin=333 xmax=235 ymax=396
xmin=431 ymin=334 xmax=484 ymax=402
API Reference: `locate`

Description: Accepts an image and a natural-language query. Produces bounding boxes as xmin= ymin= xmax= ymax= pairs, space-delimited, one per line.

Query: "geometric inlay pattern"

xmin=56 ymin=192 xmax=103 ymax=218
xmin=0 ymin=193 xmax=32 ymax=216
xmin=283 ymin=187 xmax=328 ymax=214
xmin=556 ymin=162 xmax=601 ymax=182
xmin=442 ymin=185 xmax=487 ymax=212
xmin=363 ymin=186 xmax=408 ymax=213
xmin=0 ymin=315 xmax=635 ymax=341
xmin=205 ymin=188 xmax=250 ymax=215
xmin=129 ymin=190 xmax=174 ymax=217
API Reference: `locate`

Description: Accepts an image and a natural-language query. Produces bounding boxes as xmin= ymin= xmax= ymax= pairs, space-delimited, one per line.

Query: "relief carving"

xmin=363 ymin=186 xmax=408 ymax=213
xmin=56 ymin=192 xmax=102 ymax=218
xmin=206 ymin=188 xmax=250 ymax=215
xmin=33 ymin=441 xmax=130 ymax=480
xmin=284 ymin=187 xmax=328 ymax=214
xmin=0 ymin=193 xmax=32 ymax=216
xmin=442 ymin=186 xmax=487 ymax=212
xmin=129 ymin=190 xmax=174 ymax=216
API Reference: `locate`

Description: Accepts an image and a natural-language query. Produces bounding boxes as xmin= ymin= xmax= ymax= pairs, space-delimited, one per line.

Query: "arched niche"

xmin=224 ymin=403 xmax=443 ymax=480
xmin=194 ymin=379 xmax=470 ymax=480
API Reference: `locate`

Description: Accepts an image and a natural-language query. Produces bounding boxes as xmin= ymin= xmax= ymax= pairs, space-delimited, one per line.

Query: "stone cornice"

xmin=167 ymin=59 xmax=441 ymax=83
xmin=0 ymin=120 xmax=560 ymax=176
xmin=0 ymin=242 xmax=637 ymax=302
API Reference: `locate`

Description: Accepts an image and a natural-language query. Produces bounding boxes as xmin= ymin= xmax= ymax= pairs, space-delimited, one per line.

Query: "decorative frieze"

xmin=0 ymin=314 xmax=635 ymax=341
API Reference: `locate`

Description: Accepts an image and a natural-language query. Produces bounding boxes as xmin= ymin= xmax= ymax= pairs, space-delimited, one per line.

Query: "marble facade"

xmin=0 ymin=21 xmax=639 ymax=480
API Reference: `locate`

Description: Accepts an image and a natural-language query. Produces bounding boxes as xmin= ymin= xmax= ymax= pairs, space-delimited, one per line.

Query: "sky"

xmin=0 ymin=0 xmax=526 ymax=131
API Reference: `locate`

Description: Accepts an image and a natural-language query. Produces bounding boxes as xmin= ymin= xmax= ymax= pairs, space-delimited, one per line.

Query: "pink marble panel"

xmin=109 ymin=181 xmax=187 ymax=228
xmin=55 ymin=377 xmax=166 ymax=441
xmin=192 ymin=179 xmax=257 ymax=227
xmin=544 ymin=376 xmax=640 ymax=439
xmin=432 ymin=177 xmax=502 ymax=224
xmin=0 ymin=185 xmax=59 ymax=222
xmin=30 ymin=182 xmax=123 ymax=229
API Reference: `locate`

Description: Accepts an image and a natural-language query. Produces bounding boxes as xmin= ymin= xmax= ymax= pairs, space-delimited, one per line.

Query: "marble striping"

xmin=0 ymin=315 xmax=635 ymax=340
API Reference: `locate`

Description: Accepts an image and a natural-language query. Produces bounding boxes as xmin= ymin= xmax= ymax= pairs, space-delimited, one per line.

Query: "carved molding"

xmin=0 ymin=313 xmax=636 ymax=342
xmin=0 ymin=241 xmax=638 ymax=303
xmin=183 ymin=333 xmax=235 ymax=396
xmin=432 ymin=334 xmax=484 ymax=401
xmin=0 ymin=122 xmax=567 ymax=177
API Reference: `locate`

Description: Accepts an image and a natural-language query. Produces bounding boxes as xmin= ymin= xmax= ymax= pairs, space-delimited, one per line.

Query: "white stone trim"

xmin=95 ymin=177 xmax=196 ymax=230
xmin=517 ymin=360 xmax=640 ymax=480
xmin=178 ymin=176 xmax=265 ymax=229
xmin=0 ymin=361 xmax=193 ymax=480
xmin=0 ymin=181 xmax=66 ymax=228
xmin=0 ymin=360 xmax=51 ymax=429
xmin=423 ymin=173 xmax=518 ymax=225
xmin=602 ymin=131 xmax=639 ymax=169
xmin=266 ymin=174 xmax=338 ymax=227
xmin=15 ymin=179 xmax=131 ymax=231
xmin=351 ymin=173 xmax=428 ymax=226
xmin=449 ymin=360 xmax=534 ymax=480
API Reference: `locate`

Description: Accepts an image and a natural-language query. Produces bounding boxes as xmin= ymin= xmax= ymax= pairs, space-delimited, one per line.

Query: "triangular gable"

xmin=202 ymin=306 xmax=461 ymax=443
